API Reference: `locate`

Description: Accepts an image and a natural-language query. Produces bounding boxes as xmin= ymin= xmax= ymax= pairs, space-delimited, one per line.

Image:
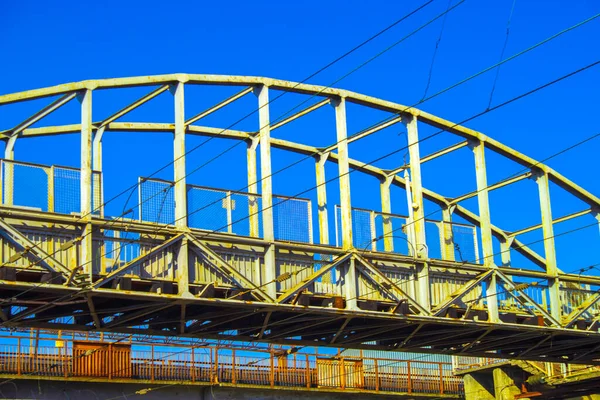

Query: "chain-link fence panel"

xmin=138 ymin=178 xmax=175 ymax=224
xmin=273 ymin=195 xmax=312 ymax=243
xmin=2 ymin=160 xmax=50 ymax=211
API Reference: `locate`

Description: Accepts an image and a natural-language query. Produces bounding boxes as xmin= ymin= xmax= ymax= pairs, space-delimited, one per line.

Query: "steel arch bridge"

xmin=0 ymin=74 xmax=598 ymax=364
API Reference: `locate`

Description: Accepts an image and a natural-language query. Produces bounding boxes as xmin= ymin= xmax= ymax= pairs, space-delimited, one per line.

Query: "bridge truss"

xmin=0 ymin=74 xmax=598 ymax=364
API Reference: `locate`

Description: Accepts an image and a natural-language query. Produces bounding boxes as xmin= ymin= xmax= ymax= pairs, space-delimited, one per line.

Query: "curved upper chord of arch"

xmin=0 ymin=75 xmax=598 ymax=364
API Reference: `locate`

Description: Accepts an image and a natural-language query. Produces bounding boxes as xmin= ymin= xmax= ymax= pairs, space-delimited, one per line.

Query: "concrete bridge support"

xmin=463 ymin=368 xmax=525 ymax=400
xmin=463 ymin=365 xmax=600 ymax=400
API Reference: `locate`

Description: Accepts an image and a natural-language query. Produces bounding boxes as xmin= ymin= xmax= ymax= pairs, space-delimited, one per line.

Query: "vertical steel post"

xmin=441 ymin=207 xmax=455 ymax=261
xmin=380 ymin=175 xmax=394 ymax=252
xmin=316 ymin=152 xmax=330 ymax=245
xmin=247 ymin=136 xmax=260 ymax=237
xmin=500 ymin=237 xmax=514 ymax=267
xmin=405 ymin=115 xmax=430 ymax=310
xmin=48 ymin=165 xmax=55 ymax=213
xmin=333 ymin=97 xmax=358 ymax=310
xmin=471 ymin=139 xmax=499 ymax=322
xmin=256 ymin=85 xmax=277 ymax=298
xmin=370 ymin=210 xmax=377 ymax=251
xmin=79 ymin=89 xmax=93 ymax=280
xmin=536 ymin=171 xmax=561 ymax=321
xmin=4 ymin=135 xmax=16 ymax=206
xmin=92 ymin=126 xmax=105 ymax=217
xmin=172 ymin=82 xmax=191 ymax=296
xmin=226 ymin=191 xmax=233 ymax=233
xmin=333 ymin=97 xmax=352 ymax=250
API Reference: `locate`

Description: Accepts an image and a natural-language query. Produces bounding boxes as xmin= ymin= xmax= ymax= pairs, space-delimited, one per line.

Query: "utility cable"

xmin=0 ymin=0 xmax=450 ymax=281
xmin=4 ymin=57 xmax=598 ymax=330
xmin=1 ymin=11 xmax=600 ymax=382
xmin=488 ymin=0 xmax=518 ymax=109
xmin=10 ymin=0 xmax=591 ymax=281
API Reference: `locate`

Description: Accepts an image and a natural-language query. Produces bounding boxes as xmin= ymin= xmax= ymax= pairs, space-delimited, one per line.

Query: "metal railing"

xmin=139 ymin=178 xmax=313 ymax=244
xmin=0 ymin=159 xmax=102 ymax=215
xmin=0 ymin=333 xmax=462 ymax=396
xmin=334 ymin=205 xmax=479 ymax=262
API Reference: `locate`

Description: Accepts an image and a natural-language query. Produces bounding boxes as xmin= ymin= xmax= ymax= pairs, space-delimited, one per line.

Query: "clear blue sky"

xmin=1 ymin=0 xmax=598 ymax=273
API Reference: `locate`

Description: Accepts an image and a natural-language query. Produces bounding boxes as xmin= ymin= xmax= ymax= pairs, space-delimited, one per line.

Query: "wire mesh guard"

xmin=0 ymin=160 xmax=102 ymax=215
xmin=335 ymin=206 xmax=479 ymax=263
xmin=139 ymin=178 xmax=313 ymax=244
xmin=138 ymin=178 xmax=175 ymax=224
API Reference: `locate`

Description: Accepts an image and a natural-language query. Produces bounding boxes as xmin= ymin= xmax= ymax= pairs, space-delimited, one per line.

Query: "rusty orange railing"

xmin=0 ymin=334 xmax=463 ymax=396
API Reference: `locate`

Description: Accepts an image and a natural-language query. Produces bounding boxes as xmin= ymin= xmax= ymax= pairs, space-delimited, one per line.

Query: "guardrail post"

xmin=407 ymin=361 xmax=412 ymax=394
xmin=108 ymin=343 xmax=112 ymax=380
xmin=316 ymin=153 xmax=330 ymax=245
xmin=439 ymin=363 xmax=444 ymax=395
xmin=226 ymin=191 xmax=233 ymax=234
xmin=270 ymin=351 xmax=275 ymax=388
xmin=374 ymin=359 xmax=379 ymax=392
xmin=191 ymin=347 xmax=195 ymax=382
xmin=151 ymin=344 xmax=155 ymax=383
xmin=17 ymin=337 xmax=21 ymax=375
xmin=63 ymin=342 xmax=68 ymax=378
xmin=232 ymin=349 xmax=236 ymax=384
xmin=380 ymin=175 xmax=394 ymax=252
xmin=92 ymin=126 xmax=105 ymax=217
xmin=305 ymin=354 xmax=310 ymax=388
xmin=340 ymin=357 xmax=346 ymax=390
xmin=370 ymin=210 xmax=377 ymax=251
xmin=215 ymin=347 xmax=220 ymax=384
xmin=48 ymin=165 xmax=55 ymax=212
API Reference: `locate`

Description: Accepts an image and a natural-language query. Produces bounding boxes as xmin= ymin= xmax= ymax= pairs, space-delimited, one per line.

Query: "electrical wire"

xmin=5 ymin=53 xmax=597 ymax=333
xmin=0 ymin=8 xmax=596 ymax=390
xmin=487 ymin=0 xmax=518 ymax=109
xmin=0 ymin=0 xmax=437 ymax=284
xmin=50 ymin=37 xmax=600 ymax=289
xmin=9 ymin=1 xmax=593 ymax=285
xmin=421 ymin=0 xmax=454 ymax=100
xmin=0 ymin=1 xmax=451 ymax=309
